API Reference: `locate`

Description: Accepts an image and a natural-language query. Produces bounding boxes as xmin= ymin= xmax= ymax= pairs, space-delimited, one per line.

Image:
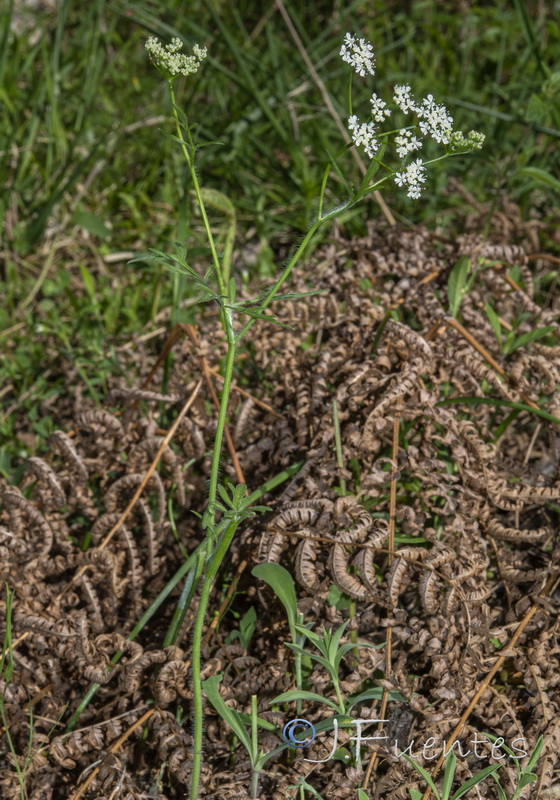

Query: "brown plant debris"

xmin=1 ymin=208 xmax=560 ymax=799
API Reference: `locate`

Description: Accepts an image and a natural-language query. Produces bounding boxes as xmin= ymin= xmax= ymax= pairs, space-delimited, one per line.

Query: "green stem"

xmin=188 ymin=321 xmax=236 ymax=800
xmin=235 ymin=175 xmax=391 ymax=346
xmin=235 ymin=209 xmax=334 ymax=345
xmin=168 ymin=85 xmax=241 ymax=799
xmin=206 ymin=323 xmax=237 ymax=539
xmin=295 ymin=611 xmax=304 ymax=716
xmin=349 ymin=599 xmax=359 ymax=665
xmin=168 ymin=79 xmax=239 ymax=534
xmin=332 ymin=398 xmax=346 ymax=495
xmin=190 ymin=518 xmax=240 ymax=800
xmin=163 ymin=547 xmax=205 ymax=648
xmin=332 ymin=677 xmax=346 ymax=715
xmin=168 ymin=81 xmax=224 ymax=300
xmin=250 ymin=694 xmax=259 ymax=798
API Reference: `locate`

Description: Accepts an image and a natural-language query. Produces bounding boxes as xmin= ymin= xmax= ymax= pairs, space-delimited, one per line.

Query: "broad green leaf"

xmin=484 ymin=302 xmax=502 ymax=348
xmin=334 ymin=640 xmax=384 ymax=672
xmin=450 ymin=764 xmax=501 ymax=800
xmin=328 ymin=620 xmax=349 ymax=662
xmin=447 ymin=256 xmax=471 ymax=318
xmin=347 ymin=687 xmax=406 ymax=712
xmin=488 ymin=772 xmax=508 ymax=800
xmin=518 ymin=773 xmax=538 ymax=790
xmin=233 ymin=485 xmax=249 ymax=507
xmin=218 ymin=484 xmax=233 ymax=507
xmin=232 ymin=606 xmax=257 ymax=648
xmin=255 ymin=742 xmax=292 ymax=770
xmin=269 ymin=689 xmax=341 ymax=713
xmin=507 ymin=325 xmax=556 ymax=354
xmin=442 ymin=750 xmax=457 ymax=799
xmin=357 ymin=791 xmax=371 ymax=800
xmin=409 ymin=791 xmax=423 ymax=800
xmin=203 ymin=674 xmax=252 ymax=755
xmin=78 ymin=264 xmax=96 ymax=299
xmin=284 ymin=643 xmax=333 ymax=674
xmin=403 ymin=755 xmax=441 ymax=800
xmin=519 ymin=166 xmax=560 ymax=192
xmin=251 ymin=563 xmax=298 ymax=638
xmin=236 ymin=709 xmax=278 ymax=733
xmin=526 ymin=735 xmax=545 ymax=771
xmin=526 ymin=93 xmax=549 ymax=123
xmin=294 ymin=623 xmax=325 ymax=650
xmin=334 ymin=641 xmax=361 ymax=671
xmin=197 ymin=186 xmax=236 ymax=217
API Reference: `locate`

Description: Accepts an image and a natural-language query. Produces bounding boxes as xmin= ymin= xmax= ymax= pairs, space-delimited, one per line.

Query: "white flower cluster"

xmin=339 ymin=33 xmax=375 ymax=77
xmin=145 ymin=36 xmax=207 ymax=79
xmin=395 ymin=129 xmax=422 ymax=159
xmin=394 ymin=159 xmax=427 ymax=199
xmin=393 ymin=86 xmax=454 ymax=144
xmin=393 ymin=84 xmax=417 ymax=114
xmin=417 ymin=93 xmax=454 ymax=144
xmin=341 ymin=35 xmax=484 ymax=200
xmin=348 ymin=115 xmax=379 ymax=159
xmin=369 ymin=93 xmax=391 ymax=123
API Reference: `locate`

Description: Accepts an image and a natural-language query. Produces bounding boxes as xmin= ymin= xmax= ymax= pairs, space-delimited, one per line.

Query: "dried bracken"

xmin=1 ymin=203 xmax=560 ymax=798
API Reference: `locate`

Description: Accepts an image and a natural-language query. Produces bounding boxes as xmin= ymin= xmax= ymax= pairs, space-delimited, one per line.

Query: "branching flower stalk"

xmin=141 ymin=33 xmax=485 ymax=800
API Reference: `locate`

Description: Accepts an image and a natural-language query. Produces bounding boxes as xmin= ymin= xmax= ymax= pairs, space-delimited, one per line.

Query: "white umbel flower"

xmin=394 ymin=129 xmax=422 ymax=159
xmin=145 ymin=36 xmax=207 ymax=79
xmin=369 ymin=93 xmax=391 ymax=123
xmin=394 ymin=158 xmax=427 ymax=199
xmin=340 ymin=33 xmax=375 ymax=77
xmin=393 ymin=84 xmax=418 ymax=113
xmin=417 ymin=94 xmax=453 ymax=144
xmin=348 ymin=116 xmax=379 ymax=159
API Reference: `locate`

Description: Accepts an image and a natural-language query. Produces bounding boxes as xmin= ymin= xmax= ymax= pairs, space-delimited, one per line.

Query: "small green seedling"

xmin=203 ymin=674 xmax=287 ymax=798
xmin=254 ymin=563 xmax=402 ymax=719
xmin=287 ymin=776 xmax=327 ymax=800
xmin=252 ymin=562 xmax=307 ymax=713
xmin=271 ymin=620 xmax=392 ymax=716
xmin=483 ymin=302 xmax=556 ymax=356
xmin=225 ymin=606 xmax=257 ymax=649
xmin=484 ymin=733 xmax=544 ymax=800
xmin=404 ymin=749 xmax=501 ymax=800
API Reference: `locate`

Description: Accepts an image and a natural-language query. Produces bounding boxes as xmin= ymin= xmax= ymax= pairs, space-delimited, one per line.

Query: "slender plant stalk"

xmin=190 ymin=518 xmax=239 ymax=800
xmin=250 ymin=694 xmax=259 ymax=798
xmin=168 ymin=82 xmax=224 ymax=300
xmin=166 ymin=87 xmax=245 ymax=800
xmin=186 ymin=173 xmax=382 ymax=798
xmin=332 ymin=398 xmax=346 ymax=495
xmin=295 ymin=611 xmax=304 ymax=716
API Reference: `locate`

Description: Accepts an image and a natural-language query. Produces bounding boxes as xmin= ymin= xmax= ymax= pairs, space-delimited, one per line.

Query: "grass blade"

xmin=437 ymin=396 xmax=560 ymax=426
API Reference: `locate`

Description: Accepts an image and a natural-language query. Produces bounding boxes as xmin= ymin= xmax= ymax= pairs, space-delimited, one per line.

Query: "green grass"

xmin=1 ymin=0 xmax=560 ymax=478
